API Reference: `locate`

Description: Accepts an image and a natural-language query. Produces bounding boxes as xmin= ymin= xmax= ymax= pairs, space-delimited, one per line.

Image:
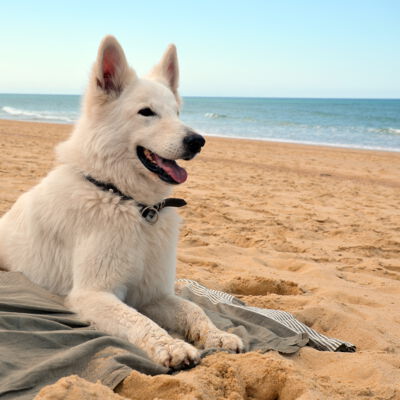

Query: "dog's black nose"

xmin=183 ymin=133 xmax=206 ymax=154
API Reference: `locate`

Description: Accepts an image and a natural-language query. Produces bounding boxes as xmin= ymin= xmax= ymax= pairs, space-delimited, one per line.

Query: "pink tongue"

xmin=154 ymin=154 xmax=188 ymax=183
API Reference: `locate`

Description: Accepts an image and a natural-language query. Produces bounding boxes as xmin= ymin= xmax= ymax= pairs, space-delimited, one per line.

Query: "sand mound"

xmin=36 ymin=353 xmax=322 ymax=400
xmin=37 ymin=350 xmax=399 ymax=399
xmin=35 ymin=375 xmax=127 ymax=399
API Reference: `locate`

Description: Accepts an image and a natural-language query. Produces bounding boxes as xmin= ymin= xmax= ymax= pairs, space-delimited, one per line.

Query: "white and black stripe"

xmin=177 ymin=279 xmax=355 ymax=352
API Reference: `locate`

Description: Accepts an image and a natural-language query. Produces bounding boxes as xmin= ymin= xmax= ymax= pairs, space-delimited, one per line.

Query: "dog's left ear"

xmin=149 ymin=44 xmax=180 ymax=98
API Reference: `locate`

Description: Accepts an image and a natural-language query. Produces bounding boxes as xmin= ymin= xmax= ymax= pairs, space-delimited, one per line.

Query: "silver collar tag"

xmin=141 ymin=206 xmax=159 ymax=224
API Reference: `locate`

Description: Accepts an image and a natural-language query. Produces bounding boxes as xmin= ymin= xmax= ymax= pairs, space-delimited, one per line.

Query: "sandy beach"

xmin=1 ymin=119 xmax=399 ymax=400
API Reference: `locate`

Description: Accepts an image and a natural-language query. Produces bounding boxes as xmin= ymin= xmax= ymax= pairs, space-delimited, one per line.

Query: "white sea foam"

xmin=204 ymin=112 xmax=227 ymax=119
xmin=2 ymin=106 xmax=75 ymax=123
xmin=368 ymin=127 xmax=400 ymax=136
xmin=202 ymin=132 xmax=400 ymax=153
xmin=387 ymin=127 xmax=400 ymax=135
xmin=2 ymin=106 xmax=23 ymax=115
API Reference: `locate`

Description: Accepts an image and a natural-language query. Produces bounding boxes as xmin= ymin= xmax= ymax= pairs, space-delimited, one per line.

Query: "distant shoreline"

xmin=204 ymin=132 xmax=400 ymax=154
xmin=1 ymin=93 xmax=400 ymax=100
xmin=1 ymin=118 xmax=399 ymax=155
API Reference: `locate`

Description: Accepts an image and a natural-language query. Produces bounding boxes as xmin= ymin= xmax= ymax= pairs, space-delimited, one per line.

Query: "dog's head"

xmin=58 ymin=36 xmax=205 ymax=201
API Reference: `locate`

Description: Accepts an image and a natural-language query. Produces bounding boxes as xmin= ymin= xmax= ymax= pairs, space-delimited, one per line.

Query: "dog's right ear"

xmin=94 ymin=36 xmax=134 ymax=96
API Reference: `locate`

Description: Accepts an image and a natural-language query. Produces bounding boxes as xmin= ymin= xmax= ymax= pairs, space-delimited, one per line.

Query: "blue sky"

xmin=1 ymin=0 xmax=399 ymax=98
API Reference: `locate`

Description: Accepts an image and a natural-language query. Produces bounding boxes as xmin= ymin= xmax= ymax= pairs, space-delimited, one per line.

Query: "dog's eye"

xmin=138 ymin=107 xmax=157 ymax=117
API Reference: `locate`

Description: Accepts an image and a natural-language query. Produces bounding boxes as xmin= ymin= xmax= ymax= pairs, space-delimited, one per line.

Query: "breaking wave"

xmin=369 ymin=127 xmax=400 ymax=136
xmin=204 ymin=112 xmax=227 ymax=119
xmin=387 ymin=127 xmax=400 ymax=135
xmin=2 ymin=106 xmax=75 ymax=123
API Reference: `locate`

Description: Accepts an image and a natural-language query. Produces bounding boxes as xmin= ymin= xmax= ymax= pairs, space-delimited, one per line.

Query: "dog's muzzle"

xmin=136 ymin=132 xmax=205 ymax=185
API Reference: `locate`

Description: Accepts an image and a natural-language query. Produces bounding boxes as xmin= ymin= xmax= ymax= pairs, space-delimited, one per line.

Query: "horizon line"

xmin=0 ymin=92 xmax=399 ymax=101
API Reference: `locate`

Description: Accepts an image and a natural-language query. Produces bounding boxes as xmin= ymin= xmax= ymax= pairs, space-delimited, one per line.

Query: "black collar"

xmin=84 ymin=175 xmax=186 ymax=224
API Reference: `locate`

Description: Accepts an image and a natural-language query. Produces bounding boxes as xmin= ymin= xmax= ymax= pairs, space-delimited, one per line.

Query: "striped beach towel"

xmin=177 ymin=279 xmax=356 ymax=353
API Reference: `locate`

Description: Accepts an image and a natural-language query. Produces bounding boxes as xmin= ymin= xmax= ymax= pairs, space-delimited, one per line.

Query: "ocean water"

xmin=1 ymin=93 xmax=399 ymax=152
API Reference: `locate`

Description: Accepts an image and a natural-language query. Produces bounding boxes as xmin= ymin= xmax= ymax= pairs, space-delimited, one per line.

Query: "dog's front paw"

xmin=151 ymin=338 xmax=200 ymax=369
xmin=204 ymin=330 xmax=244 ymax=353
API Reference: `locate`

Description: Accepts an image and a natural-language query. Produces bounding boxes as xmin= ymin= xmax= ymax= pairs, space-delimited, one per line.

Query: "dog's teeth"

xmin=144 ymin=149 xmax=154 ymax=162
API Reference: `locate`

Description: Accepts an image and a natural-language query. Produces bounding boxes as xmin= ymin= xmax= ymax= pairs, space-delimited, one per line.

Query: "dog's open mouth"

xmin=137 ymin=146 xmax=187 ymax=184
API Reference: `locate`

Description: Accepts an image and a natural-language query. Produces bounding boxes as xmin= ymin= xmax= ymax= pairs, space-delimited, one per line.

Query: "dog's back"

xmin=0 ymin=166 xmax=80 ymax=294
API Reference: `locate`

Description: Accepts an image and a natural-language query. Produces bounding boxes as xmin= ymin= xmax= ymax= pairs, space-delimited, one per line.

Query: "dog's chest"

xmin=123 ymin=208 xmax=180 ymax=307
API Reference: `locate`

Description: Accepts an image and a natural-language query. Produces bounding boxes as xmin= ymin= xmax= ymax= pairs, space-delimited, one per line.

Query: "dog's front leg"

xmin=141 ymin=295 xmax=244 ymax=353
xmin=67 ymin=233 xmax=199 ymax=368
xmin=67 ymin=290 xmax=199 ymax=368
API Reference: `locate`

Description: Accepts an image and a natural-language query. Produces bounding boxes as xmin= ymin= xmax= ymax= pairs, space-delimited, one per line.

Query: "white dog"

xmin=0 ymin=36 xmax=243 ymax=368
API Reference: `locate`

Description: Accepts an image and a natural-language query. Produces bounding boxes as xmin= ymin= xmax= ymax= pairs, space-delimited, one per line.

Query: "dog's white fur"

xmin=0 ymin=36 xmax=243 ymax=368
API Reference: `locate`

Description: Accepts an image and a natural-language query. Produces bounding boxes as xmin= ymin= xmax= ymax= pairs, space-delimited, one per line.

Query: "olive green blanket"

xmin=0 ymin=272 xmax=354 ymax=399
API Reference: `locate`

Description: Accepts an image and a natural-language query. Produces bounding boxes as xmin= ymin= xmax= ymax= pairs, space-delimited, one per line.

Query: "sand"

xmin=1 ymin=119 xmax=399 ymax=400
